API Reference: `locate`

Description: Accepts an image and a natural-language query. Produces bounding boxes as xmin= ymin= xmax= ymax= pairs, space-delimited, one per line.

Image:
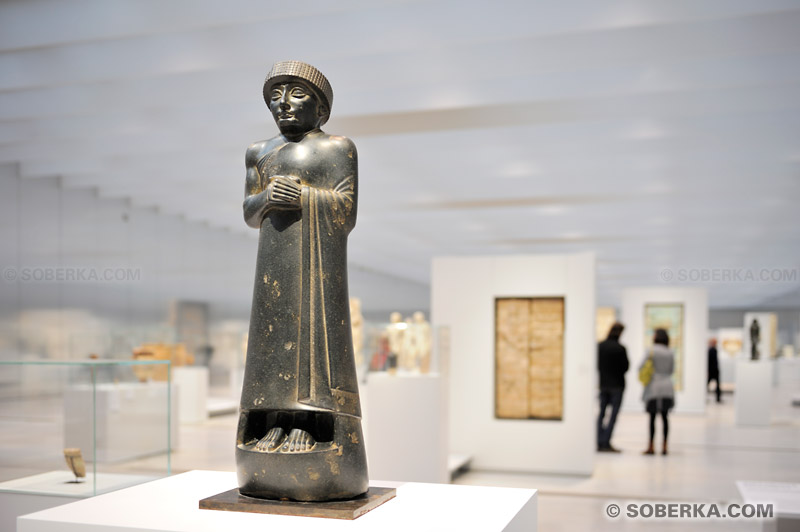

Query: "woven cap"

xmin=263 ymin=61 xmax=333 ymax=124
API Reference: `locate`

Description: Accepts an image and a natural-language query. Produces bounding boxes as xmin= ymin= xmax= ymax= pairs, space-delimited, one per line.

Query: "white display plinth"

xmin=735 ymin=361 xmax=773 ymax=427
xmin=737 ymin=480 xmax=800 ymax=532
xmin=775 ymin=358 xmax=800 ymax=390
xmin=719 ymin=357 xmax=737 ymax=386
xmin=364 ymin=373 xmax=448 ymax=483
xmin=206 ymin=396 xmax=237 ymax=417
xmin=0 ymin=471 xmax=155 ymax=532
xmin=18 ymin=470 xmax=538 ymax=532
xmin=173 ymin=366 xmax=209 ymax=424
xmin=63 ymin=382 xmax=178 ymax=461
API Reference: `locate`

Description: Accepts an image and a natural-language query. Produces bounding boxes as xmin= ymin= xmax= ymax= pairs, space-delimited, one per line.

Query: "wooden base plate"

xmin=199 ymin=486 xmax=396 ymax=520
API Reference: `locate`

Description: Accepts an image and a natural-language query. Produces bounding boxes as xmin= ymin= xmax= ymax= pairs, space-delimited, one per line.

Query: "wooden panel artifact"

xmin=495 ymin=297 xmax=564 ymax=420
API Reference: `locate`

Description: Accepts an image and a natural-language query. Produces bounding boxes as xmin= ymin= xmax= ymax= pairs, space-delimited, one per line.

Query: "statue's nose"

xmin=279 ymin=100 xmax=290 ymax=111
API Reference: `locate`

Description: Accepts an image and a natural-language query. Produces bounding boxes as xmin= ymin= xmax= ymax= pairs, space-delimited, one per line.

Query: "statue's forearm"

xmin=243 ymin=192 xmax=270 ymax=228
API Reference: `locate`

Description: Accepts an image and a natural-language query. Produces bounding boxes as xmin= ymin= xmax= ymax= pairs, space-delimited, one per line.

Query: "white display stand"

xmin=621 ymin=287 xmax=708 ymax=414
xmin=64 ymin=382 xmax=178 ymax=461
xmin=719 ymin=357 xmax=737 ymax=387
xmin=206 ymin=397 xmax=237 ymax=417
xmin=363 ymin=373 xmax=448 ymax=484
xmin=735 ymin=360 xmax=773 ymax=427
xmin=18 ymin=470 xmax=538 ymax=532
xmin=229 ymin=367 xmax=245 ymax=398
xmin=737 ymin=481 xmax=800 ymax=532
xmin=173 ymin=366 xmax=209 ymax=424
xmin=0 ymin=471 xmax=154 ymax=532
xmin=775 ymin=358 xmax=800 ymax=390
xmin=432 ymin=253 xmax=595 ymax=475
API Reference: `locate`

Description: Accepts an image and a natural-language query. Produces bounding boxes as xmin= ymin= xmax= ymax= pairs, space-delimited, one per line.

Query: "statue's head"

xmin=264 ymin=61 xmax=333 ymax=134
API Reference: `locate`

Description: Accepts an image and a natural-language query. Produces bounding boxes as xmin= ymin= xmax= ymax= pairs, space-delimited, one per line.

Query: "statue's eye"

xmin=290 ymin=87 xmax=306 ymax=98
xmin=270 ymin=89 xmax=282 ymax=101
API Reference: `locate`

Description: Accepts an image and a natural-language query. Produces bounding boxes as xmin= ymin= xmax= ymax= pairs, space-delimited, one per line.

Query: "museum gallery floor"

xmin=30 ymin=386 xmax=789 ymax=531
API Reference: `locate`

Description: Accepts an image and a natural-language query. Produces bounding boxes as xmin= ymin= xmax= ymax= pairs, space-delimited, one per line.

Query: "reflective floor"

xmin=455 ymin=389 xmax=800 ymax=531
xmin=163 ymin=387 xmax=799 ymax=531
xmin=16 ymin=385 xmax=793 ymax=531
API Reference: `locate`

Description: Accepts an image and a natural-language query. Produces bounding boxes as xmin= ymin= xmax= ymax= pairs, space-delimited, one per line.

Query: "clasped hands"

xmin=267 ymin=175 xmax=302 ymax=209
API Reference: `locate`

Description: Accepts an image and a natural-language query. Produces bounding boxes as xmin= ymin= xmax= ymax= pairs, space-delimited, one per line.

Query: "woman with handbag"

xmin=639 ymin=328 xmax=675 ymax=455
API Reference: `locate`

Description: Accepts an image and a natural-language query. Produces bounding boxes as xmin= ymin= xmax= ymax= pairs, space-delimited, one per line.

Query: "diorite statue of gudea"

xmin=236 ymin=60 xmax=368 ymax=502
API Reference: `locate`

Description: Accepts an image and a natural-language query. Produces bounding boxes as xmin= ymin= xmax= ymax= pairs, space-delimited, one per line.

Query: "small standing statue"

xmin=413 ymin=311 xmax=433 ymax=373
xmin=385 ymin=312 xmax=405 ymax=374
xmin=236 ymin=61 xmax=368 ymax=501
xmin=750 ymin=318 xmax=761 ymax=361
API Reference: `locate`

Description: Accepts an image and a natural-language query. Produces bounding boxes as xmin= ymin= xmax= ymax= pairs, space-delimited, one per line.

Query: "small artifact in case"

xmin=63 ymin=448 xmax=86 ymax=483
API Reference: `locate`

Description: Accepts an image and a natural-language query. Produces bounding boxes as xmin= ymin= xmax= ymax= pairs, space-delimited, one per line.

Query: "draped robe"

xmin=240 ymin=132 xmax=360 ymax=420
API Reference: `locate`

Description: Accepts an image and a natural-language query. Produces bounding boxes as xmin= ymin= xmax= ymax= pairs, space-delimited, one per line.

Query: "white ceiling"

xmin=2 ymin=0 xmax=800 ymax=310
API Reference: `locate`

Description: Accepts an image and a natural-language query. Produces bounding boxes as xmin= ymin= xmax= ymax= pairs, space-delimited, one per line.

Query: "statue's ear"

xmin=318 ymin=104 xmax=329 ymax=119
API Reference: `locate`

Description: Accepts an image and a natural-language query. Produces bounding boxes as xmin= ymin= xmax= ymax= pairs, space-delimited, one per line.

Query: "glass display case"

xmin=0 ymin=359 xmax=172 ymax=499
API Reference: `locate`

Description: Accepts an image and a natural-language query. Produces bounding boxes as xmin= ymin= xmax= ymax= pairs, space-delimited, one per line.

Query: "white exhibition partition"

xmin=432 ymin=253 xmax=595 ymax=476
xmin=621 ymin=287 xmax=708 ymax=414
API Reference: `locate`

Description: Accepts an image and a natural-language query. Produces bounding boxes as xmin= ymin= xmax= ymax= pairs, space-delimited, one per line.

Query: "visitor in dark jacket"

xmin=708 ymin=338 xmax=721 ymax=403
xmin=597 ymin=322 xmax=629 ymax=452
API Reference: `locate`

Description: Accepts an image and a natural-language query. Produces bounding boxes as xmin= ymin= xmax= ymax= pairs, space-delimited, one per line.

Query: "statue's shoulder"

xmin=245 ymin=136 xmax=284 ymax=165
xmin=316 ymin=132 xmax=357 ymax=161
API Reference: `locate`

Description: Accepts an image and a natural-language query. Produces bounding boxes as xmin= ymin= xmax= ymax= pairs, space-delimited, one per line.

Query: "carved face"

xmin=268 ymin=81 xmax=325 ymax=136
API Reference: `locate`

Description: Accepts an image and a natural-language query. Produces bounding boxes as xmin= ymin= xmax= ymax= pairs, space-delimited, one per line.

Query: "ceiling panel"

xmin=1 ymin=0 xmax=799 ymax=310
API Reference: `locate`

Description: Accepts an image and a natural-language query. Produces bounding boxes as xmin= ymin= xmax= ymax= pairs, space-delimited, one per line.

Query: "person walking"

xmin=597 ymin=322 xmax=629 ymax=452
xmin=641 ymin=329 xmax=675 ymax=455
xmin=707 ymin=338 xmax=721 ymax=403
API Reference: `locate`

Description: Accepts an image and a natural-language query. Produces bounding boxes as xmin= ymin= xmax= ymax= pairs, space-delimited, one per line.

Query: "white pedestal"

xmin=737 ymin=481 xmax=800 ymax=532
xmin=775 ymin=358 xmax=800 ymax=390
xmin=229 ymin=367 xmax=245 ymax=398
xmin=735 ymin=361 xmax=773 ymax=427
xmin=18 ymin=470 xmax=538 ymax=532
xmin=0 ymin=471 xmax=154 ymax=532
xmin=364 ymin=373 xmax=448 ymax=484
xmin=64 ymin=382 xmax=178 ymax=461
xmin=173 ymin=366 xmax=209 ymax=424
xmin=719 ymin=356 xmax=737 ymax=386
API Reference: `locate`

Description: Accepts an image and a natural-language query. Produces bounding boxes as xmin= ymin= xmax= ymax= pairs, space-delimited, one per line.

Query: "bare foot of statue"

xmin=254 ymin=427 xmax=285 ymax=452
xmin=279 ymin=428 xmax=316 ymax=453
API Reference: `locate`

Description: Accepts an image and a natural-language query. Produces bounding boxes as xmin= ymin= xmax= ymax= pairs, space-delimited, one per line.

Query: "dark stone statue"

xmin=236 ymin=61 xmax=368 ymax=502
xmin=750 ymin=318 xmax=760 ymax=361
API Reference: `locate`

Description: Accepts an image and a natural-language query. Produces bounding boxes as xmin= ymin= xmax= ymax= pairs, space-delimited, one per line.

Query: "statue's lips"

xmin=277 ymin=114 xmax=295 ymax=120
